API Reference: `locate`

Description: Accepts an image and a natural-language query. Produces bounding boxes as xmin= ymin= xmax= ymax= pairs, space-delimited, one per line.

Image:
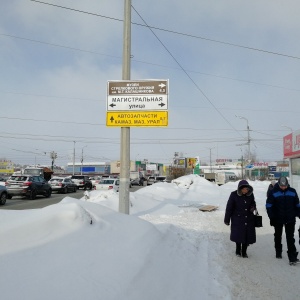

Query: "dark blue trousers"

xmin=274 ymin=222 xmax=296 ymax=254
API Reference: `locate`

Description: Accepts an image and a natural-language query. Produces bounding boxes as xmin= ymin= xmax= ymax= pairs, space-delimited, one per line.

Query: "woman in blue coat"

xmin=224 ymin=180 xmax=256 ymax=257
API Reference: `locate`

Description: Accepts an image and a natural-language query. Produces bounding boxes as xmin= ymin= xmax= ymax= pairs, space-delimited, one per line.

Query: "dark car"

xmin=0 ymin=176 xmax=8 ymax=183
xmin=0 ymin=185 xmax=8 ymax=205
xmin=49 ymin=177 xmax=77 ymax=194
xmin=6 ymin=175 xmax=52 ymax=200
xmin=130 ymin=177 xmax=146 ymax=186
xmin=71 ymin=175 xmax=93 ymax=190
xmin=130 ymin=178 xmax=141 ymax=186
xmin=155 ymin=176 xmax=167 ymax=183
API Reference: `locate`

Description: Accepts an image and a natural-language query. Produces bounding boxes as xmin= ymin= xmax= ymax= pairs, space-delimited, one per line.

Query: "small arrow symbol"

xmin=109 ymin=103 xmax=116 ymax=108
xmin=158 ymin=102 xmax=165 ymax=107
xmin=158 ymin=83 xmax=166 ymax=88
xmin=110 ymin=117 xmax=114 ymax=122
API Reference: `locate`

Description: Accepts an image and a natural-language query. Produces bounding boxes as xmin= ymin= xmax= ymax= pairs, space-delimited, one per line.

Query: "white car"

xmin=48 ymin=177 xmax=77 ymax=194
xmin=95 ymin=179 xmax=120 ymax=192
xmin=89 ymin=176 xmax=101 ymax=186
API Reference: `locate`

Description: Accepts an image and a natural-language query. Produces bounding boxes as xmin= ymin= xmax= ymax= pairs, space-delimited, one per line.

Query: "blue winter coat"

xmin=266 ymin=183 xmax=300 ymax=224
xmin=224 ymin=182 xmax=256 ymax=244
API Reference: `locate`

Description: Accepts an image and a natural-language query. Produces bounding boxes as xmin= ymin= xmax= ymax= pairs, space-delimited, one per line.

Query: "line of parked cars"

xmin=0 ymin=174 xmax=94 ymax=204
xmin=0 ymin=173 xmax=168 ymax=206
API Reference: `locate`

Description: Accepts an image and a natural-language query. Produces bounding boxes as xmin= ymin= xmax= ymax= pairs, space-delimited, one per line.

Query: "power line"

xmin=0 ymin=132 xmax=281 ymax=144
xmin=29 ymin=0 xmax=300 ymax=60
xmin=0 ymin=116 xmax=293 ymax=135
xmin=131 ymin=6 xmax=243 ymax=139
xmin=0 ymin=116 xmax=105 ymax=126
xmin=24 ymin=1 xmax=297 ymax=143
xmin=2 ymin=33 xmax=300 ymax=93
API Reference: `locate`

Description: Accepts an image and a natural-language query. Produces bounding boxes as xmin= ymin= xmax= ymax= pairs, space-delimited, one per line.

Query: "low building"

xmin=283 ymin=130 xmax=300 ymax=194
xmin=66 ymin=162 xmax=110 ymax=175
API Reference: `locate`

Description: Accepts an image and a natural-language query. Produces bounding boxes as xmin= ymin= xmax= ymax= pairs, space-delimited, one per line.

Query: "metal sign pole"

xmin=119 ymin=0 xmax=131 ymax=214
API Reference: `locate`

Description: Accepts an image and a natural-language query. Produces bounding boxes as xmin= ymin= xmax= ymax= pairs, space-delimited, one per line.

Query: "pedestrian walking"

xmin=224 ymin=180 xmax=256 ymax=258
xmin=266 ymin=176 xmax=300 ymax=264
xmin=267 ymin=180 xmax=276 ymax=197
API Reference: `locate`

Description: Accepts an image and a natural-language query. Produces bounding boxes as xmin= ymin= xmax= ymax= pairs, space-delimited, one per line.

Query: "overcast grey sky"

xmin=1 ymin=0 xmax=300 ymax=167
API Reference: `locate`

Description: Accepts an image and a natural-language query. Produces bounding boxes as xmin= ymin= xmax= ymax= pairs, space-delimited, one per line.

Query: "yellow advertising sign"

xmin=106 ymin=111 xmax=168 ymax=127
xmin=187 ymin=158 xmax=197 ymax=168
xmin=0 ymin=160 xmax=14 ymax=174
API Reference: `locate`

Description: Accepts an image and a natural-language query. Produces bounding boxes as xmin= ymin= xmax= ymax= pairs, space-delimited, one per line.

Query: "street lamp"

xmin=235 ymin=115 xmax=251 ymax=162
xmin=135 ymin=154 xmax=139 ymax=171
xmin=205 ymin=147 xmax=215 ymax=173
xmin=236 ymin=115 xmax=251 ymax=179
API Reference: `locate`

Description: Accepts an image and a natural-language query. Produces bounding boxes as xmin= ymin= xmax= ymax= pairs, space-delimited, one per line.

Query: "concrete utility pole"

xmin=73 ymin=141 xmax=76 ymax=175
xmin=50 ymin=151 xmax=57 ymax=171
xmin=241 ymin=149 xmax=244 ymax=179
xmin=236 ymin=115 xmax=251 ymax=178
xmin=119 ymin=0 xmax=131 ymax=214
xmin=209 ymin=148 xmax=213 ymax=173
xmin=81 ymin=146 xmax=87 ymax=175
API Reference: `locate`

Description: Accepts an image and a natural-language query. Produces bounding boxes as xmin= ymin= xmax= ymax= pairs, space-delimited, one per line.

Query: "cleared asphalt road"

xmin=0 ymin=185 xmax=143 ymax=210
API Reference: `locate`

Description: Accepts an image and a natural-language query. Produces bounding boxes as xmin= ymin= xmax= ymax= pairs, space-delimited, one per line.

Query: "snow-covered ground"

xmin=0 ymin=175 xmax=299 ymax=300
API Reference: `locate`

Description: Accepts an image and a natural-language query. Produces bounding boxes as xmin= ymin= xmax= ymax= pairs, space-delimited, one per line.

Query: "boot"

xmin=287 ymin=251 xmax=299 ymax=263
xmin=275 ymin=246 xmax=282 ymax=259
xmin=235 ymin=243 xmax=241 ymax=257
xmin=242 ymin=244 xmax=248 ymax=258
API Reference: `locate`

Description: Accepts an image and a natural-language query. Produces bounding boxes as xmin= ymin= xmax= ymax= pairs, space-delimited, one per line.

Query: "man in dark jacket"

xmin=266 ymin=176 xmax=300 ymax=263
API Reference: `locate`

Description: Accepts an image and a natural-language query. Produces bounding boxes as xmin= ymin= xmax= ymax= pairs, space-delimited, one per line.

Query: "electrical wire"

xmin=29 ymin=0 xmax=300 ymax=60
xmin=2 ymin=32 xmax=300 ymax=93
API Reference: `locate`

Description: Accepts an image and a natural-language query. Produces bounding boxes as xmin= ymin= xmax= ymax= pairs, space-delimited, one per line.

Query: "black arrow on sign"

xmin=158 ymin=102 xmax=165 ymax=107
xmin=110 ymin=117 xmax=114 ymax=122
xmin=109 ymin=103 xmax=116 ymax=108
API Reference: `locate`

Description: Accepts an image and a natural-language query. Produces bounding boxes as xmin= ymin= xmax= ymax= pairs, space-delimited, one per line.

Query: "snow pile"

xmin=0 ymin=175 xmax=299 ymax=300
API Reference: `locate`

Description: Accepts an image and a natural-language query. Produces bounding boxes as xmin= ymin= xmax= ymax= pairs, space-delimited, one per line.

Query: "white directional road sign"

xmin=107 ymin=79 xmax=169 ymax=111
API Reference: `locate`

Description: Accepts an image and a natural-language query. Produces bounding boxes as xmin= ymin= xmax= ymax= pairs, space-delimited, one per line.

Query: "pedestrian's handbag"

xmin=254 ymin=210 xmax=263 ymax=228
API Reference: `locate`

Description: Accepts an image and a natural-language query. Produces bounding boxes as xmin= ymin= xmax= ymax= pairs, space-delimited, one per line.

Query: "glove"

xmin=250 ymin=206 xmax=255 ymax=213
xmin=224 ymin=222 xmax=230 ymax=226
xmin=270 ymin=219 xmax=276 ymax=226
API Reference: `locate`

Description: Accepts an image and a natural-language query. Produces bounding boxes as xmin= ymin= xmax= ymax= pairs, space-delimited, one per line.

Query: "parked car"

xmin=49 ymin=177 xmax=77 ymax=194
xmin=89 ymin=176 xmax=101 ymax=186
xmin=71 ymin=175 xmax=93 ymax=190
xmin=130 ymin=177 xmax=146 ymax=186
xmin=147 ymin=176 xmax=156 ymax=185
xmin=155 ymin=176 xmax=167 ymax=183
xmin=0 ymin=185 xmax=8 ymax=205
xmin=5 ymin=175 xmax=52 ymax=200
xmin=147 ymin=176 xmax=167 ymax=185
xmin=130 ymin=178 xmax=141 ymax=186
xmin=0 ymin=176 xmax=8 ymax=186
xmin=95 ymin=179 xmax=120 ymax=192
